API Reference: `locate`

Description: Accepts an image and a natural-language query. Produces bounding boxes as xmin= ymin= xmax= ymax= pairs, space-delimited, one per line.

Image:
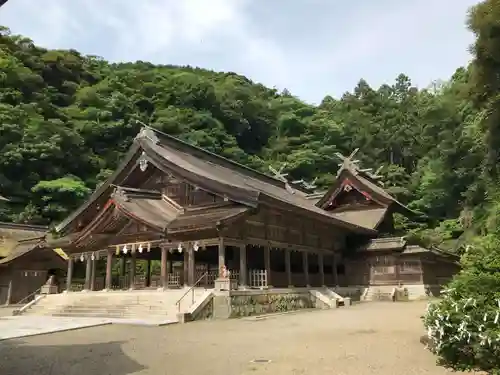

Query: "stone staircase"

xmin=362 ymin=286 xmax=394 ymax=301
xmin=362 ymin=284 xmax=429 ymax=301
xmin=22 ymin=289 xmax=208 ymax=323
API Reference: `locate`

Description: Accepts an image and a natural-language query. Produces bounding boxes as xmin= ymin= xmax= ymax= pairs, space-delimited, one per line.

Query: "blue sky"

xmin=0 ymin=0 xmax=479 ymax=104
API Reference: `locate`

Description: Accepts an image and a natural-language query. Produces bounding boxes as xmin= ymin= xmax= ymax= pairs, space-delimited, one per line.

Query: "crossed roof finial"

xmin=334 ymin=149 xmax=384 ymax=183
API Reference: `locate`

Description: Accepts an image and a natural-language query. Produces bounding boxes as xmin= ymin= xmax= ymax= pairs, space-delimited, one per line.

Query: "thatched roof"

xmin=0 ymin=222 xmax=48 ymax=258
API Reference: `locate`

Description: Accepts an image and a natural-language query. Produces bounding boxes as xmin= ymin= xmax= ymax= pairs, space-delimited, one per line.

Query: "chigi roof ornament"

xmin=135 ymin=121 xmax=160 ymax=145
xmin=334 ymin=149 xmax=384 ymax=185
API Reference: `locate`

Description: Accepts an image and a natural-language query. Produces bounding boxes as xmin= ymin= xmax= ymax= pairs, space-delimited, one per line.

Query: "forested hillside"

xmin=0 ymin=1 xmax=495 ymax=254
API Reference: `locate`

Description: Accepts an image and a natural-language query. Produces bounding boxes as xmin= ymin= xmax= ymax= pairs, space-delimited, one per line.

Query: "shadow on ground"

xmin=0 ymin=339 xmax=146 ymax=375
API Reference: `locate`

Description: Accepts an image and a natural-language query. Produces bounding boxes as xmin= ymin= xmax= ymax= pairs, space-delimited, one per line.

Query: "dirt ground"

xmin=0 ymin=301 xmax=472 ymax=375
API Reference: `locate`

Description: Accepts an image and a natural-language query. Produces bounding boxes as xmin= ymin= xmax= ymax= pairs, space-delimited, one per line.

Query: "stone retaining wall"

xmin=209 ymin=289 xmax=326 ymax=319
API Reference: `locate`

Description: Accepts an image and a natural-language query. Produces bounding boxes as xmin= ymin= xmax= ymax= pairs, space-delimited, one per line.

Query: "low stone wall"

xmin=191 ymin=297 xmax=213 ymax=320
xmin=210 ymin=289 xmax=325 ymax=319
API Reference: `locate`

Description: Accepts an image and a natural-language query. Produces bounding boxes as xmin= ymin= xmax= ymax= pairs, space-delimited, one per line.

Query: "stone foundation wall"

xmin=192 ymin=297 xmax=214 ymax=320
xmin=208 ymin=290 xmax=323 ymax=319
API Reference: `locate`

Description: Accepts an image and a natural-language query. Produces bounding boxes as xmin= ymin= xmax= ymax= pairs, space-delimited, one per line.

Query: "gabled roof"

xmin=0 ymin=235 xmax=66 ymax=267
xmin=316 ymin=164 xmax=415 ymax=217
xmin=354 ymin=238 xmax=460 ymax=264
xmin=56 ymin=126 xmax=377 ymax=235
xmin=332 ymin=208 xmax=388 ymax=230
xmin=112 ymin=186 xmax=250 ymax=233
xmin=0 ymin=236 xmax=45 ymax=264
xmin=0 ymin=222 xmax=49 ymax=258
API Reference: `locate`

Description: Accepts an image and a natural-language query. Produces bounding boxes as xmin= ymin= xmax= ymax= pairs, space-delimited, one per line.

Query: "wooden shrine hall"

xmin=48 ymin=126 xmax=377 ymax=292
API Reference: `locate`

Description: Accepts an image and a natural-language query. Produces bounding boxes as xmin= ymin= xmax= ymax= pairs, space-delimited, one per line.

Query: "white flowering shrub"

xmin=423 ymin=235 xmax=500 ymax=374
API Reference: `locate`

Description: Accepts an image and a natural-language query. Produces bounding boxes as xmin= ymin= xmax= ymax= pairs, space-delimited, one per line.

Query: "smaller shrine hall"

xmin=308 ymin=149 xmax=460 ymax=292
xmin=49 ymin=126 xmax=376 ymax=292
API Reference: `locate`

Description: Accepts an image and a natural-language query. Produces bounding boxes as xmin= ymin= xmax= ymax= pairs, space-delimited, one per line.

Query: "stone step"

xmin=21 ymin=290 xmax=209 ymax=322
xmin=49 ymin=311 xmax=176 ymax=318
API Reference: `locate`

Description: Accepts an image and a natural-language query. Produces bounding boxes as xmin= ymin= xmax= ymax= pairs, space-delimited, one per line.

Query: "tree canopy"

xmin=3 ymin=0 xmax=500 ymax=370
xmin=0 ymin=1 xmax=496 ymax=251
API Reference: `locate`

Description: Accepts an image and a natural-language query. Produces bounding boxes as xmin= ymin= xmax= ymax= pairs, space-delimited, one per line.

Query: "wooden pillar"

xmin=129 ymin=251 xmax=136 ymax=289
xmin=285 ymin=249 xmax=292 ymax=287
xmin=90 ymin=254 xmax=97 ymax=291
xmin=160 ymin=245 xmax=169 ymax=289
xmin=332 ymin=254 xmax=338 ymax=286
xmin=218 ymin=238 xmax=225 ymax=275
xmin=66 ymin=257 xmax=74 ymax=292
xmin=183 ymin=250 xmax=189 ymax=287
xmin=395 ymin=257 xmax=401 ymax=286
xmin=239 ymin=244 xmax=247 ymax=288
xmin=119 ymin=258 xmax=126 ymax=276
xmin=188 ymin=246 xmax=195 ymax=286
xmin=145 ymin=259 xmax=151 ymax=287
xmin=105 ymin=250 xmax=113 ymax=290
xmin=84 ymin=255 xmax=92 ymax=291
xmin=264 ymin=245 xmax=272 ymax=288
xmin=318 ymin=253 xmax=325 ymax=287
xmin=303 ymin=252 xmax=310 ymax=287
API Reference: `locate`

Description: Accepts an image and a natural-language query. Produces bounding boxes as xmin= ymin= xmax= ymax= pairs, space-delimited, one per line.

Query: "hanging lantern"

xmin=177 ymin=243 xmax=183 ymax=253
xmin=91 ymin=253 xmax=95 ymax=261
xmin=80 ymin=254 xmax=85 ymax=262
xmin=122 ymin=244 xmax=128 ymax=254
xmin=138 ymin=243 xmax=143 ymax=253
xmin=147 ymin=243 xmax=151 ymax=252
xmin=193 ymin=241 xmax=199 ymax=251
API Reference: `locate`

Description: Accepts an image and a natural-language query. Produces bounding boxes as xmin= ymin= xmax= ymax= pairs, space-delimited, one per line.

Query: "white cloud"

xmin=0 ymin=0 xmax=480 ymax=102
xmin=0 ymin=0 xmax=290 ymax=88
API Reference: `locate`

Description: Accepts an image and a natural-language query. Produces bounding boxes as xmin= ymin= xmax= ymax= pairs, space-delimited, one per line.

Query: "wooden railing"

xmin=249 ymin=269 xmax=267 ymax=288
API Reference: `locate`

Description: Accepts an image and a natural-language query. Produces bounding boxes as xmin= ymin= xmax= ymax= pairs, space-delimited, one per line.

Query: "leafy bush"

xmin=423 ymin=235 xmax=500 ymax=374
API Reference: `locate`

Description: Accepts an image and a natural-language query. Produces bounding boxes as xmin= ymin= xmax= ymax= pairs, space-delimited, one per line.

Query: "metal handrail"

xmin=16 ymin=285 xmax=43 ymax=306
xmin=175 ymin=272 xmax=208 ymax=312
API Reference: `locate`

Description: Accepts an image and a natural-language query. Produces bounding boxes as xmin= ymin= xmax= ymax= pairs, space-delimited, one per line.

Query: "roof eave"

xmin=259 ymin=194 xmax=377 ymax=235
xmin=55 ymin=142 xmax=143 ymax=233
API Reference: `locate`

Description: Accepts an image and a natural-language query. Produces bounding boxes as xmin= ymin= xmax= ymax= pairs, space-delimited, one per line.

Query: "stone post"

xmin=105 ymin=250 xmax=113 ymax=290
xmin=65 ymin=257 xmax=74 ymax=292
xmin=285 ymin=249 xmax=292 ymax=287
xmin=303 ymin=252 xmax=310 ymax=287
xmin=129 ymin=251 xmax=136 ymax=290
xmin=264 ymin=245 xmax=272 ymax=288
xmin=160 ymin=245 xmax=169 ymax=289
xmin=239 ymin=244 xmax=247 ymax=288
xmin=84 ymin=255 xmax=92 ymax=291
xmin=318 ymin=253 xmax=325 ymax=287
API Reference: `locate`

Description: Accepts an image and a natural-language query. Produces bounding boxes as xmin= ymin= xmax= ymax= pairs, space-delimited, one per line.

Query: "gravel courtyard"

xmin=0 ymin=301 xmax=473 ymax=375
